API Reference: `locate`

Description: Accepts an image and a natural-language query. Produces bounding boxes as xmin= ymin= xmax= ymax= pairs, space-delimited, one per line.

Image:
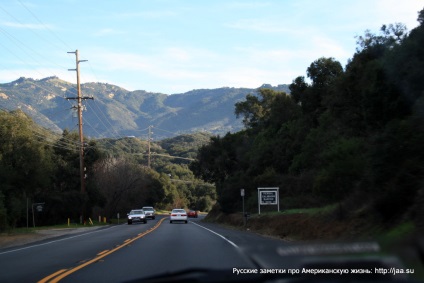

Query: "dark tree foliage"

xmin=0 ymin=109 xmax=216 ymax=229
xmin=419 ymin=9 xmax=424 ymax=25
xmin=0 ymin=110 xmax=55 ymax=229
xmin=289 ymin=76 xmax=308 ymax=104
xmin=288 ymin=57 xmax=343 ymax=127
xmin=193 ymin=9 xmax=424 ymax=224
xmin=369 ymin=117 xmax=424 ymax=220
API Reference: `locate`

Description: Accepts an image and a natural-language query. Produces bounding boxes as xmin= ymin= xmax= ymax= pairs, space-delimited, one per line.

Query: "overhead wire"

xmin=0 ymin=59 xmax=77 ymax=123
xmin=0 ymin=3 xmax=162 ymax=157
xmin=152 ymin=126 xmax=182 ymax=138
xmin=0 ymin=4 xmax=92 ymax=135
xmin=82 ymin=61 xmax=124 ymax=139
xmin=77 ymin=67 xmax=133 ymax=147
xmin=16 ymin=0 xmax=72 ymax=51
xmin=0 ymin=26 xmax=68 ymax=72
xmin=0 ymin=23 xmax=97 ymax=155
xmin=0 ymin=106 xmax=80 ymax=152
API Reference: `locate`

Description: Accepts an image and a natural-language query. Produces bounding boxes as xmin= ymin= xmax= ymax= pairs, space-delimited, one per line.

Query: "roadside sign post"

xmin=257 ymin=188 xmax=279 ymax=215
xmin=32 ymin=202 xmax=45 ymax=228
xmin=241 ymin=189 xmax=245 ymax=226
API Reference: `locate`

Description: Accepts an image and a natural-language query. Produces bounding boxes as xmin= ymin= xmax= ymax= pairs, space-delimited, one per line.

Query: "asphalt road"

xmin=0 ymin=215 xmax=286 ymax=283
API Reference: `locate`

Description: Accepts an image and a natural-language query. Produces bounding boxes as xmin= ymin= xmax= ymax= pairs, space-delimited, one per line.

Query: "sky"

xmin=0 ymin=0 xmax=423 ymax=95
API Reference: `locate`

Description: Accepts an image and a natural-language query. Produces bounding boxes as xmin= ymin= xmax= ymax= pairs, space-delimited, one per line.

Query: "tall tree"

xmin=0 ymin=110 xmax=55 ymax=228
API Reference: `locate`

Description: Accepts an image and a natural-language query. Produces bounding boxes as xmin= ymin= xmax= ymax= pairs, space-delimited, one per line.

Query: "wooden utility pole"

xmin=66 ymin=50 xmax=92 ymax=194
xmin=147 ymin=125 xmax=153 ymax=168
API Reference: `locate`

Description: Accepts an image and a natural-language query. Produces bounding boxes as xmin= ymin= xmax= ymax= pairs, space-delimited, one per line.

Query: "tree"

xmin=92 ymin=156 xmax=168 ymax=218
xmin=369 ymin=117 xmax=424 ymax=220
xmin=190 ymin=131 xmax=249 ymax=213
xmin=52 ymin=130 xmax=81 ymax=192
xmin=288 ymin=58 xmax=343 ymax=128
xmin=0 ymin=110 xmax=55 ymax=228
xmin=289 ymin=76 xmax=308 ymax=104
xmin=235 ymin=88 xmax=297 ymax=130
xmin=307 ymin=57 xmax=343 ymax=88
xmin=234 ymin=93 xmax=264 ymax=128
xmin=190 ymin=133 xmax=245 ymax=185
xmin=355 ymin=23 xmax=407 ymax=52
xmin=418 ymin=8 xmax=424 ymax=25
xmin=313 ymin=137 xmax=366 ymax=202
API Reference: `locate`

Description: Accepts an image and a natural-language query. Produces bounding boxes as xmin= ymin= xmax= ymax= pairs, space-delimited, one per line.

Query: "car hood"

xmin=123 ymin=239 xmax=424 ymax=283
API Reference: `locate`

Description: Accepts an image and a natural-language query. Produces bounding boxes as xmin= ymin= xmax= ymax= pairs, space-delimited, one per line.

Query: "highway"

xmin=0 ymin=215 xmax=286 ymax=283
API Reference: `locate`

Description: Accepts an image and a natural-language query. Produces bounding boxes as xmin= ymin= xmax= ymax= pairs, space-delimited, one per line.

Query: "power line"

xmin=152 ymin=153 xmax=195 ymax=161
xmin=16 ymin=0 xmax=72 ymax=51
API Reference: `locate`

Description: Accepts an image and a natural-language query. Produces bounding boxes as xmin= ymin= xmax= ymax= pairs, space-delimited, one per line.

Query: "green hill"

xmin=0 ymin=77 xmax=289 ymax=139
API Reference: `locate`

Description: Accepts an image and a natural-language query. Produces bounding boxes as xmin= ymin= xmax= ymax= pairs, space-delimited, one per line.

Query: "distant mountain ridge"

xmin=0 ymin=76 xmax=290 ymax=139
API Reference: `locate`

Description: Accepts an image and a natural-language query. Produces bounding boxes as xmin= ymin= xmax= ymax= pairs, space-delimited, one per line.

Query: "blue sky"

xmin=1 ymin=0 xmax=423 ymax=94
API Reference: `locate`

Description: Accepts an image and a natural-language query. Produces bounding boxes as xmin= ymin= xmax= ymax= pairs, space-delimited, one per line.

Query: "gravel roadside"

xmin=0 ymin=226 xmax=106 ymax=249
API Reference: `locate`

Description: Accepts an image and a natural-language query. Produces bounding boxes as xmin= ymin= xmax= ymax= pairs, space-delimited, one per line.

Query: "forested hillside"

xmin=191 ymin=10 xmax=424 ymax=229
xmin=0 ymin=111 xmax=214 ymax=230
xmin=0 ymin=76 xmax=289 ymax=138
xmin=2 ymin=9 xmax=423 ymax=235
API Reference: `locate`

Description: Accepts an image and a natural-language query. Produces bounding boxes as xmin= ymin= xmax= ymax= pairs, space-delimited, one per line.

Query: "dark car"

xmin=187 ymin=210 xmax=198 ymax=218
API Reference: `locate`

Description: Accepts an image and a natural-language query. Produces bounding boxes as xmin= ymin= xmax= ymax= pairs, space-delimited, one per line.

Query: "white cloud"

xmin=93 ymin=28 xmax=126 ymax=37
xmin=3 ymin=0 xmax=422 ymax=95
xmin=114 ymin=10 xmax=178 ymax=20
xmin=2 ymin=21 xmax=53 ymax=30
xmin=309 ymin=36 xmax=352 ymax=61
xmin=224 ymin=1 xmax=273 ymax=9
xmin=85 ymin=46 xmax=219 ymax=74
xmin=375 ymin=0 xmax=423 ymax=29
xmin=225 ymin=18 xmax=295 ymax=34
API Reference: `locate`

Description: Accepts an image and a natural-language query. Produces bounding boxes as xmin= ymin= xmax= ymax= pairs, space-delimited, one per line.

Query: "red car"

xmin=187 ymin=210 xmax=198 ymax=218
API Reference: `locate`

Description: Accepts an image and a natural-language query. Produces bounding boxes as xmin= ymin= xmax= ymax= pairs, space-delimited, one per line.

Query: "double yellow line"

xmin=38 ymin=217 xmax=166 ymax=283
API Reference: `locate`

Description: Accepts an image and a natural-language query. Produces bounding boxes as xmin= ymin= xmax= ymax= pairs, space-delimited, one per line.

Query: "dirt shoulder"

xmin=202 ymin=206 xmax=410 ymax=242
xmin=0 ymin=226 xmax=106 ymax=249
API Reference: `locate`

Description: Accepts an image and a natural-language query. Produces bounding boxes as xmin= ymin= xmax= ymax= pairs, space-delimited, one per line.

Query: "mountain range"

xmin=0 ymin=76 xmax=290 ymax=139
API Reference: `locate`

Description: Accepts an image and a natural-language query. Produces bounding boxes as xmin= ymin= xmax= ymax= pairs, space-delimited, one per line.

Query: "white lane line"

xmin=191 ymin=221 xmax=239 ymax=249
xmin=0 ymin=226 xmax=118 ymax=255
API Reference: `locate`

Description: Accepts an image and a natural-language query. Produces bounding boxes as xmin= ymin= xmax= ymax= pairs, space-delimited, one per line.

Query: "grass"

xmin=248 ymin=204 xmax=338 ymax=218
xmin=1 ymin=227 xmax=36 ymax=235
xmin=281 ymin=204 xmax=338 ymax=215
xmin=384 ymin=221 xmax=415 ymax=241
xmin=2 ymin=221 xmax=110 ymax=235
xmin=376 ymin=221 xmax=417 ymax=253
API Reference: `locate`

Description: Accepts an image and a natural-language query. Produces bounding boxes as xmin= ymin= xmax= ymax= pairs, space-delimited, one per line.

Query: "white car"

xmin=170 ymin=209 xmax=188 ymax=224
xmin=142 ymin=206 xmax=156 ymax=219
xmin=127 ymin=209 xmax=147 ymax=224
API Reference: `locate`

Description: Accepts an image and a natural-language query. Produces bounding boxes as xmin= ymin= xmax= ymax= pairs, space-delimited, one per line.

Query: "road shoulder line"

xmin=191 ymin=221 xmax=239 ymax=249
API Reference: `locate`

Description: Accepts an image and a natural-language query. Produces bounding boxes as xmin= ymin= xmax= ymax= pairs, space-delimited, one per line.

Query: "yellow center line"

xmin=38 ymin=217 xmax=166 ymax=283
xmin=97 ymin=250 xmax=109 ymax=256
xmin=37 ymin=269 xmax=68 ymax=283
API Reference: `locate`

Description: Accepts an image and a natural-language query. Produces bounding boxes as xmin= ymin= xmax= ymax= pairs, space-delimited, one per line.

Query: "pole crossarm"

xmin=66 ymin=96 xmax=94 ymax=100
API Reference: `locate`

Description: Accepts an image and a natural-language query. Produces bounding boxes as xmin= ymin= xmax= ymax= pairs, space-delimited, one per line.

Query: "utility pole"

xmin=147 ymin=125 xmax=153 ymax=168
xmin=66 ymin=50 xmax=92 ymax=195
